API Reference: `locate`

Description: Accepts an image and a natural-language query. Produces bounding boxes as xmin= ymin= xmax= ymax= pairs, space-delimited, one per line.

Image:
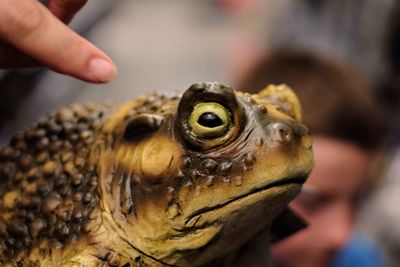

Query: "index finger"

xmin=0 ymin=0 xmax=116 ymax=83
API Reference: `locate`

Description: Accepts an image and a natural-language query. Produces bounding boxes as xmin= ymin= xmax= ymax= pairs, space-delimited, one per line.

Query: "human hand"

xmin=0 ymin=0 xmax=117 ymax=83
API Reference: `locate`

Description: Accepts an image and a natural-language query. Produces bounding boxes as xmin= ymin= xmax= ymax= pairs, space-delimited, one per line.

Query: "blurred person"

xmin=237 ymin=50 xmax=388 ymax=267
xmin=0 ymin=0 xmax=116 ymax=83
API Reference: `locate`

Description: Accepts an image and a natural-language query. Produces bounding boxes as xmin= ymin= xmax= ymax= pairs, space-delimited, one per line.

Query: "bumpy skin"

xmin=0 ymin=82 xmax=313 ymax=267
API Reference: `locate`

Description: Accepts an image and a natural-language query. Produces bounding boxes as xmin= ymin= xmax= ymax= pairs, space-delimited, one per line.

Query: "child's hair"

xmin=237 ymin=50 xmax=387 ymax=151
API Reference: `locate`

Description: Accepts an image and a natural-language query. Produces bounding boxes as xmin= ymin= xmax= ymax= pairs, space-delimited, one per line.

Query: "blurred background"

xmin=1 ymin=0 xmax=400 ymax=266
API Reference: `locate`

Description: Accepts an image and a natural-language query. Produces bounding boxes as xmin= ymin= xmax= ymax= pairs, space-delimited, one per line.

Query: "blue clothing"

xmin=330 ymin=234 xmax=387 ymax=267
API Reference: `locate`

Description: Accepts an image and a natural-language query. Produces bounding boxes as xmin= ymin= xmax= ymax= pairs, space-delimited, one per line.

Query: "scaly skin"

xmin=0 ymin=82 xmax=313 ymax=266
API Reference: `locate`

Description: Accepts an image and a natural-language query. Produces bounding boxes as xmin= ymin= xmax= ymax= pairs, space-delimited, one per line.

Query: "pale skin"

xmin=0 ymin=0 xmax=117 ymax=83
xmin=271 ymin=135 xmax=374 ymax=267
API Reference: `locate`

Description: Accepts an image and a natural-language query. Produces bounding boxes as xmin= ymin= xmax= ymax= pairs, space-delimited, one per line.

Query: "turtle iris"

xmin=188 ymin=102 xmax=232 ymax=139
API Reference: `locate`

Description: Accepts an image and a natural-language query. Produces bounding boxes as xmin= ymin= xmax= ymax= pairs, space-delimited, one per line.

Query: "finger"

xmin=47 ymin=0 xmax=88 ymax=24
xmin=0 ymin=0 xmax=117 ymax=83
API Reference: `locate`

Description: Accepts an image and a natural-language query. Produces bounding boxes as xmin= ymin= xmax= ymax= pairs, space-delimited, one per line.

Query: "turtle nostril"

xmin=267 ymin=122 xmax=293 ymax=144
xmin=285 ymin=121 xmax=309 ymax=138
xmin=279 ymin=127 xmax=291 ymax=141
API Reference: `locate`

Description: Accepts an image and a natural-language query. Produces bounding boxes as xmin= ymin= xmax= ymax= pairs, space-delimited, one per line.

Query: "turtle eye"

xmin=188 ymin=102 xmax=231 ymax=139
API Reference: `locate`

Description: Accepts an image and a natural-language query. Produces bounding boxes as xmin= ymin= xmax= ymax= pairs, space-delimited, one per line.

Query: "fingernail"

xmin=88 ymin=57 xmax=117 ymax=82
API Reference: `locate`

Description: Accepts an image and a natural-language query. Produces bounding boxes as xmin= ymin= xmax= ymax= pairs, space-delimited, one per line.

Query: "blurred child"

xmin=237 ymin=50 xmax=388 ymax=267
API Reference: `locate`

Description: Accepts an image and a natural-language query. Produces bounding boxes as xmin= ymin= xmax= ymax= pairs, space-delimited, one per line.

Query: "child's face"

xmin=271 ymin=135 xmax=373 ymax=267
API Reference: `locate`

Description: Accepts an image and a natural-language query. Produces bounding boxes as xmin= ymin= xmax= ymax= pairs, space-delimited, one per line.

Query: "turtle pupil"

xmin=198 ymin=112 xmax=223 ymax=127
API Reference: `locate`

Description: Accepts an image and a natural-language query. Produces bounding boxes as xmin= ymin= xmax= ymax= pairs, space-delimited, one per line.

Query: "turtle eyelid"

xmin=123 ymin=114 xmax=164 ymax=142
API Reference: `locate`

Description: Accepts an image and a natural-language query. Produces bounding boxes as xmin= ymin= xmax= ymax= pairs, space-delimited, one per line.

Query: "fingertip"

xmin=87 ymin=57 xmax=117 ymax=83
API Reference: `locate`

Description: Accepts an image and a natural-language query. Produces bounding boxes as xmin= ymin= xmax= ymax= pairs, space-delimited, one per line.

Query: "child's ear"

xmin=258 ymin=84 xmax=302 ymax=122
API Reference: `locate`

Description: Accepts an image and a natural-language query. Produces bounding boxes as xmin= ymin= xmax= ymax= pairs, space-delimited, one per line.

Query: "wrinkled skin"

xmin=0 ymin=82 xmax=313 ymax=266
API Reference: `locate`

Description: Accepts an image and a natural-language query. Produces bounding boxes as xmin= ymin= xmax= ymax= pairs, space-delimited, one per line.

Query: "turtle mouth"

xmin=185 ymin=174 xmax=308 ymax=226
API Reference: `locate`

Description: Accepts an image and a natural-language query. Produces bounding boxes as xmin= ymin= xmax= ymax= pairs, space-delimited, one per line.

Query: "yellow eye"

xmin=188 ymin=102 xmax=231 ymax=139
